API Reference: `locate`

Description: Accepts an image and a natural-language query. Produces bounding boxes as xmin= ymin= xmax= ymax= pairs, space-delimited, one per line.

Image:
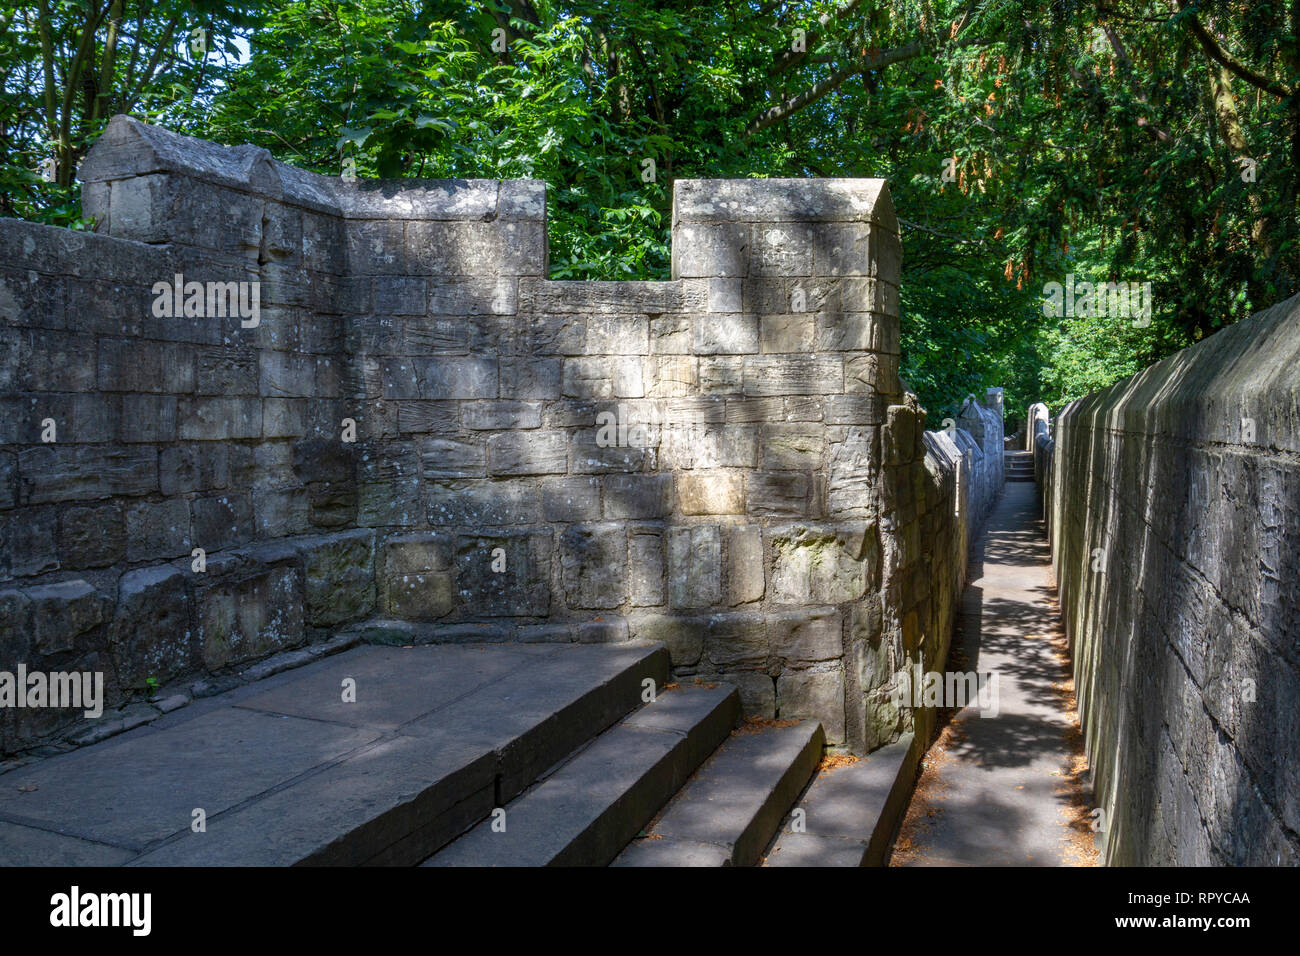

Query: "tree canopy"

xmin=4 ymin=0 xmax=1295 ymax=422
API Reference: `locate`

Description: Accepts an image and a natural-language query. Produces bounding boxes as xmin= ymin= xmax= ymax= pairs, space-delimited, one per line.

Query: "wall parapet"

xmin=1037 ymin=293 xmax=1300 ymax=865
xmin=1 ymin=115 xmax=1005 ymax=762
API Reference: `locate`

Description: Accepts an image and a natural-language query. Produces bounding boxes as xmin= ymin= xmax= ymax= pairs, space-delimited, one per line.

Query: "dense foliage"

xmin=4 ymin=1 xmax=1296 ymax=420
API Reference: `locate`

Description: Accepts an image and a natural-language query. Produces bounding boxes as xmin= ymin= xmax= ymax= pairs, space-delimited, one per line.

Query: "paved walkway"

xmin=891 ymin=481 xmax=1097 ymax=866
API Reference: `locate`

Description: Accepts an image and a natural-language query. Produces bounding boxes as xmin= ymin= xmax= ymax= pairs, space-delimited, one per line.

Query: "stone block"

xmin=727 ymin=525 xmax=765 ymax=605
xmin=19 ymin=446 xmax=157 ymax=504
xmin=825 ymin=394 xmax=885 ymax=425
xmin=191 ymin=493 xmax=254 ymax=552
xmin=586 ymin=315 xmax=649 ymax=354
xmin=98 ymin=337 xmax=195 ymax=393
xmin=125 ymin=499 xmax=192 ymax=561
xmin=345 ymin=220 xmax=405 ymax=274
xmin=747 ymin=472 xmax=813 ymax=517
xmin=576 ymin=618 xmax=629 ymax=644
xmin=372 ymin=276 xmax=427 ymax=314
xmin=724 ymin=670 xmax=778 ymax=719
xmin=541 ymin=477 xmax=602 ymax=522
xmin=677 ymin=471 xmax=744 ymax=515
xmin=111 ymin=565 xmax=196 ymax=687
xmin=570 ymin=434 xmax=646 ymax=475
xmin=177 ymin=397 xmax=262 ymax=440
xmin=751 ymin=224 xmax=814 ymax=276
xmin=26 ymin=579 xmax=111 ymax=655
xmin=196 ymin=565 xmax=304 ymax=673
xmin=812 ymin=224 xmax=897 ymax=279
xmin=702 ymin=612 xmax=768 ymax=669
xmin=560 ymin=524 xmax=627 ymax=610
xmin=428 ymin=277 xmax=519 ymax=315
xmin=457 ymin=531 xmax=550 ymax=616
xmin=673 ymin=223 xmax=750 ymax=278
xmin=260 ymin=350 xmax=317 ymax=398
xmin=0 ymin=590 xmax=31 ymax=670
xmin=526 ymin=314 xmax=586 ymax=355
xmin=742 ymin=355 xmax=842 ymax=396
xmin=761 ymin=423 xmax=825 ymax=470
xmin=58 ymin=503 xmax=125 ymax=568
xmin=694 ymin=313 xmax=759 ymax=354
xmin=488 ymin=431 xmax=568 ymax=475
xmin=427 ymin=481 xmax=540 ymax=527
xmin=604 ymin=474 xmax=672 ymax=519
xmin=828 ymin=426 xmax=878 ymax=517
xmin=2 ymin=506 xmax=59 ymax=577
xmin=396 ymin=401 xmax=458 ymax=435
xmin=119 ymin=394 xmax=178 ymax=442
xmin=777 ymin=667 xmax=845 ymax=744
xmin=770 ymin=524 xmax=876 ymax=604
xmin=772 ymin=608 xmax=843 ymax=664
xmin=759 ymin=313 xmax=816 ymax=353
xmin=420 ymin=436 xmax=485 ymax=479
xmin=300 ymin=529 xmax=375 ymax=626
xmin=699 ymin=356 xmax=744 ymax=393
xmin=650 ymin=314 xmax=692 ymax=354
xmin=562 ymin=357 xmax=645 ymax=399
xmin=384 ymin=531 xmax=454 ymax=573
xmin=386 ymin=570 xmax=456 ymax=620
xmin=461 ymin=401 xmax=543 ymax=431
xmin=628 ymin=613 xmax=703 ymax=667
xmin=668 ymin=526 xmax=722 ymax=609
xmin=629 ymin=532 xmax=665 ymax=607
xmin=708 ymin=278 xmax=743 ymax=313
xmin=499 ymin=356 xmax=563 ymax=400
xmin=384 ymin=357 xmax=496 ymax=400
xmin=0 ymin=453 xmax=14 ymax=510
xmin=644 ymin=355 xmax=697 ymax=398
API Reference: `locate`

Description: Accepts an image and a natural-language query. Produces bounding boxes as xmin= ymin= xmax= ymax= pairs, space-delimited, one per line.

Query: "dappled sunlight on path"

xmin=890 ymin=482 xmax=1098 ymax=867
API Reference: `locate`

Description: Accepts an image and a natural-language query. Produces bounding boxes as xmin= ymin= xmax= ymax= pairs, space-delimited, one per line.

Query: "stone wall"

xmin=1026 ymin=401 xmax=1049 ymax=452
xmin=1039 ymin=295 xmax=1300 ymax=865
xmin=0 ymin=116 xmax=994 ymax=757
xmin=906 ymin=390 xmax=1004 ymax=744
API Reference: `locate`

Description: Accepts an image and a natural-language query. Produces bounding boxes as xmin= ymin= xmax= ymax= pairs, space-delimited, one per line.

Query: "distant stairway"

xmin=1005 ymin=450 xmax=1035 ymax=482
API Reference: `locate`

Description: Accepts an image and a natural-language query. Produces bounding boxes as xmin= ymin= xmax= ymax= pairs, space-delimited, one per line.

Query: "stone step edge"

xmin=423 ymin=683 xmax=740 ymax=867
xmin=367 ymin=643 xmax=673 ymax=866
xmin=764 ymin=731 xmax=922 ymax=867
xmin=866 ymin=732 xmax=923 ymax=865
xmin=614 ymin=718 xmax=826 ymax=867
xmin=129 ymin=642 xmax=672 ymax=867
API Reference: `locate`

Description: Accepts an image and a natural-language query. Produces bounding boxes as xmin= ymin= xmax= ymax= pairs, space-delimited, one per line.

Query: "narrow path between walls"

xmin=889 ymin=481 xmax=1098 ymax=866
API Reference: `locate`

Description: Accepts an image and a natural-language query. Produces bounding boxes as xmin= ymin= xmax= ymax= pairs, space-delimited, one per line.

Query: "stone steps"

xmin=3 ymin=637 xmax=932 ymax=868
xmin=1005 ymin=450 xmax=1035 ymax=482
xmin=0 ymin=642 xmax=670 ymax=866
xmin=612 ymin=718 xmax=824 ymax=866
xmin=422 ymin=683 xmax=740 ymax=867
xmin=764 ymin=732 xmax=920 ymax=866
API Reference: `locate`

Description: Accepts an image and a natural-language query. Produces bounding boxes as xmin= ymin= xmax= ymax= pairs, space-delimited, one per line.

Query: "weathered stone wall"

xmin=902 ymin=391 xmax=1004 ymax=744
xmin=1040 ymin=296 xmax=1300 ymax=865
xmin=0 ymin=116 xmax=994 ymax=757
xmin=958 ymin=389 xmax=1005 ymax=520
xmin=1026 ymin=401 xmax=1049 ymax=452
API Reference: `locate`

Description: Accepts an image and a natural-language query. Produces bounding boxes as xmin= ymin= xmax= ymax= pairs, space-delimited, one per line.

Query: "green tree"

xmin=4 ymin=1 xmax=1297 ymax=413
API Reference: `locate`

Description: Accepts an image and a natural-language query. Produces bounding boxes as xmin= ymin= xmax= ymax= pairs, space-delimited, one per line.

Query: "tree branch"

xmin=746 ymin=40 xmax=924 ymax=136
xmin=769 ymin=0 xmax=865 ymax=77
xmin=1176 ymin=0 xmax=1290 ymax=99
